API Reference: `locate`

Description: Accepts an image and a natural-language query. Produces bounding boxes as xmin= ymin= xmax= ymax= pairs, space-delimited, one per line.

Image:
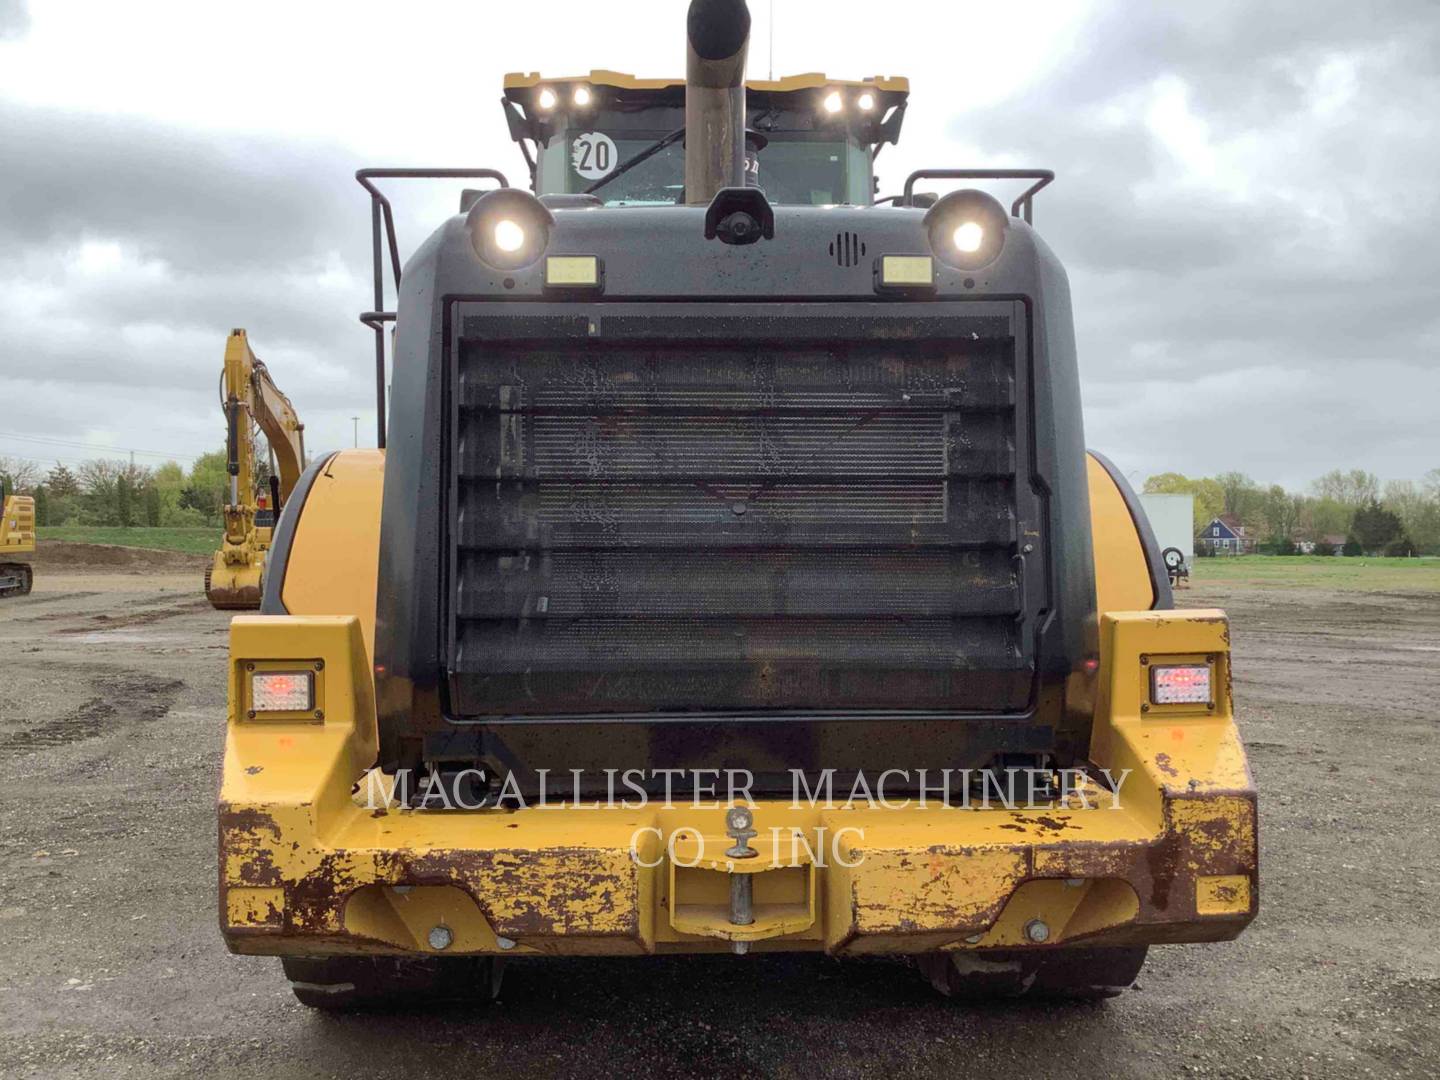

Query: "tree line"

xmin=1144 ymin=468 xmax=1440 ymax=556
xmin=0 ymin=452 xmax=235 ymax=529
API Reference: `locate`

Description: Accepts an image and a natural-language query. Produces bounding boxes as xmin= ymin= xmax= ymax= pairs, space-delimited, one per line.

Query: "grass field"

xmin=1193 ymin=554 xmax=1440 ymax=591
xmin=38 ymin=526 xmax=216 ymax=556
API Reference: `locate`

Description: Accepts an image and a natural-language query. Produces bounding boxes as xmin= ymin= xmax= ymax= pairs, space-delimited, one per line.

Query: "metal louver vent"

xmin=828 ymin=232 xmax=867 ymax=268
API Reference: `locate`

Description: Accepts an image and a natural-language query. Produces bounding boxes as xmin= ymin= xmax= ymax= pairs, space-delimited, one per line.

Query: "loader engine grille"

xmin=447 ymin=309 xmax=1033 ymax=718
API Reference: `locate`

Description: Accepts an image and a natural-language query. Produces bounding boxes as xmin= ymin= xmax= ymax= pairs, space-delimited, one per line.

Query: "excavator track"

xmin=0 ymin=563 xmax=33 ymax=599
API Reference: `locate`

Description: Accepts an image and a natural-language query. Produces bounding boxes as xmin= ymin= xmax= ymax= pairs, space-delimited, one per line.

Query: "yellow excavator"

xmin=205 ymin=329 xmax=307 ymax=610
xmin=0 ymin=484 xmax=35 ymax=599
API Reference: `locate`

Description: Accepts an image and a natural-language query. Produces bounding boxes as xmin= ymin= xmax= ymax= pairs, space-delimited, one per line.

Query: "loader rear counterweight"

xmin=216 ymin=0 xmax=1257 ymax=1009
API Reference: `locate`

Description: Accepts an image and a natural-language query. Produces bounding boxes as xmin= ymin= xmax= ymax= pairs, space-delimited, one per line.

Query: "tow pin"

xmin=725 ymin=806 xmax=758 ymax=859
xmin=725 ymin=807 xmax=758 ymax=956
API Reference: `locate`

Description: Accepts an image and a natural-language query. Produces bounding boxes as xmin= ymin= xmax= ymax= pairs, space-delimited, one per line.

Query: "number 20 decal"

xmin=571 ymin=133 xmax=617 ymax=180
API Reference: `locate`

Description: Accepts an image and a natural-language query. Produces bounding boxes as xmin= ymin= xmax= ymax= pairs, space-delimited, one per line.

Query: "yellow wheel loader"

xmin=205 ymin=329 xmax=307 ymax=610
xmin=0 ymin=485 xmax=36 ymax=599
xmin=219 ymin=0 xmax=1256 ymax=1008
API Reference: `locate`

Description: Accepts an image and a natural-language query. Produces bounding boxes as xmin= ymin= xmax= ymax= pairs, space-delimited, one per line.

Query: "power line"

xmin=0 ymin=430 xmax=193 ymax=461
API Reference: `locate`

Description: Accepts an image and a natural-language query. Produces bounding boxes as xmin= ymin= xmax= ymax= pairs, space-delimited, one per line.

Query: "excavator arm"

xmin=207 ymin=329 xmax=306 ymax=610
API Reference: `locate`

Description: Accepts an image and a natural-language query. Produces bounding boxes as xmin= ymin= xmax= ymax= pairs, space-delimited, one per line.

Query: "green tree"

xmin=77 ymin=459 xmax=124 ymax=524
xmin=1261 ymin=484 xmax=1303 ymax=543
xmin=46 ymin=462 xmax=80 ymax=497
xmin=116 ymin=473 xmax=134 ymax=528
xmin=1383 ymin=479 xmax=1440 ymax=556
xmin=32 ymin=485 xmax=49 ymax=526
xmin=182 ymin=450 xmax=230 ymax=523
xmin=0 ymin=456 xmax=40 ymax=493
xmin=143 ymin=482 xmax=162 ymax=527
xmin=1349 ymin=501 xmax=1403 ymax=555
xmin=1307 ymin=497 xmax=1353 ymax=539
xmin=1314 ymin=469 xmax=1379 ymax=508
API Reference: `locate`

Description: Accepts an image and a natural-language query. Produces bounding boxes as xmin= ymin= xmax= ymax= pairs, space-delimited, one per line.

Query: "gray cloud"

xmin=0 ymin=1 xmax=1436 ymax=487
xmin=942 ymin=0 xmax=1440 ymax=484
xmin=0 ymin=0 xmax=27 ymax=41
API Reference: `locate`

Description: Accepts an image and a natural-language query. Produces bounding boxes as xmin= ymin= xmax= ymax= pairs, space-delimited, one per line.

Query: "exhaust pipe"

xmin=685 ymin=0 xmax=751 ymax=205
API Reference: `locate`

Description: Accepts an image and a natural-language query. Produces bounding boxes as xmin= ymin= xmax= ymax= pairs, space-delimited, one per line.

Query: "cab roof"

xmin=503 ymin=69 xmax=909 ymax=96
xmin=501 ymin=70 xmax=909 ymax=150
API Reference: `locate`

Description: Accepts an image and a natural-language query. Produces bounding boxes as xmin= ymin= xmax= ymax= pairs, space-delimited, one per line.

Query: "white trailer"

xmin=1140 ymin=493 xmax=1195 ymax=573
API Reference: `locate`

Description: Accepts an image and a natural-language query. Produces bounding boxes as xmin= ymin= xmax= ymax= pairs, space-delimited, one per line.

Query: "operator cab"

xmin=501 ymin=70 xmax=907 ymax=206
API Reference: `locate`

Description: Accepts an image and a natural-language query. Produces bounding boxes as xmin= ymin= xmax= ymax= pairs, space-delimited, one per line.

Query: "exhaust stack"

xmin=685 ymin=0 xmax=751 ymax=205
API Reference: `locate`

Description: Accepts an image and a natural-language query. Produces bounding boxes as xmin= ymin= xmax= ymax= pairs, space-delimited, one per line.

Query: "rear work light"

xmin=1150 ymin=664 xmax=1212 ymax=706
xmin=250 ymin=671 xmax=314 ymax=713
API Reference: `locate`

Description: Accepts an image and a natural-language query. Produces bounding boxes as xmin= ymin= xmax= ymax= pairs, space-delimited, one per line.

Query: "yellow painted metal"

xmin=228 ymin=886 xmax=285 ymax=929
xmin=278 ymin=449 xmax=384 ymax=659
xmin=219 ymin=606 xmax=1256 ymax=957
xmin=667 ymin=831 xmax=815 ymax=942
xmin=1087 ymin=452 xmax=1156 ymax=612
xmin=1196 ymin=874 xmax=1252 ymax=915
xmin=207 ymin=329 xmax=308 ymax=610
xmin=880 ymin=255 xmax=934 ymax=286
xmin=1 ymin=495 xmax=35 ymax=556
xmin=504 ymin=69 xmax=909 ymax=95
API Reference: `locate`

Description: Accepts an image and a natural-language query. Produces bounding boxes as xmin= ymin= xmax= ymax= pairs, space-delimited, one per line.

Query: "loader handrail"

xmin=900 ymin=168 xmax=1054 ymax=223
xmin=354 ymin=168 xmax=510 ymax=448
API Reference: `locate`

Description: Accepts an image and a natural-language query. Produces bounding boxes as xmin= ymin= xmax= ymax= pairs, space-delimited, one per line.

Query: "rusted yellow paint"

xmin=219 ymin=607 xmax=1257 ymax=956
xmin=1196 ymin=875 xmax=1252 ymax=916
xmin=227 ymin=886 xmax=284 ymax=928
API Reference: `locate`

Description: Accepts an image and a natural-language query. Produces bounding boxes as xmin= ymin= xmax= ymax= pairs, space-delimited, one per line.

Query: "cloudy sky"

xmin=0 ymin=0 xmax=1435 ymax=488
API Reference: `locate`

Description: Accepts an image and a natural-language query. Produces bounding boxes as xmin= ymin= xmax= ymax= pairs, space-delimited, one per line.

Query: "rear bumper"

xmin=220 ymin=611 xmax=1257 ymax=957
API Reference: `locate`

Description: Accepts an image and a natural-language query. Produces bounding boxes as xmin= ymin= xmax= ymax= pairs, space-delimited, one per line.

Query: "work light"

xmin=823 ymin=90 xmax=843 ymax=114
xmin=857 ymin=91 xmax=876 ymax=111
xmin=924 ymin=188 xmax=1008 ymax=271
xmin=572 ymin=85 xmax=592 ymax=107
xmin=953 ymin=221 xmax=984 ymax=253
xmin=493 ymin=219 xmax=526 ymax=253
xmin=467 ymin=188 xmax=555 ymax=271
xmin=537 ymin=87 xmax=558 ymax=110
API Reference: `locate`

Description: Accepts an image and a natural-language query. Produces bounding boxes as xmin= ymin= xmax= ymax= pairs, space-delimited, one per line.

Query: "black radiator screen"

xmin=447 ymin=315 xmax=1032 ymax=717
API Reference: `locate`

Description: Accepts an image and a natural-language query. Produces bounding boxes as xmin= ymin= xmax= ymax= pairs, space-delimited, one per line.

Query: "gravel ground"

xmin=0 ymin=562 xmax=1436 ymax=1078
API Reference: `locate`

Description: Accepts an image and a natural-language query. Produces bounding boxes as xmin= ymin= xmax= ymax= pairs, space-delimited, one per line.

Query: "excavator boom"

xmin=205 ymin=329 xmax=306 ymax=610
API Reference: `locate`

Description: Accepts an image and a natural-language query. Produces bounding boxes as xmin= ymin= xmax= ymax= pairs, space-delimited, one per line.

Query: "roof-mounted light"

xmin=537 ymin=87 xmax=558 ymax=111
xmin=822 ymin=90 xmax=844 ymax=114
xmin=857 ymin=91 xmax=876 ymax=111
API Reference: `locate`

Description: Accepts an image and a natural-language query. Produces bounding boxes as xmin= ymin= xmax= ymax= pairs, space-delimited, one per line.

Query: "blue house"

xmin=1199 ymin=514 xmax=1254 ymax=555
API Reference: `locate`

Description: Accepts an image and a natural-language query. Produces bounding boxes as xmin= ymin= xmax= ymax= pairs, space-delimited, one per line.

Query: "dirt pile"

xmin=28 ymin=540 xmax=208 ymax=573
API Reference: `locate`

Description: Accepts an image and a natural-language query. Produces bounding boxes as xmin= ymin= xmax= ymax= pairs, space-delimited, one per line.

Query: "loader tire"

xmin=918 ymin=946 xmax=1147 ymax=1002
xmin=280 ymin=955 xmax=500 ymax=1012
